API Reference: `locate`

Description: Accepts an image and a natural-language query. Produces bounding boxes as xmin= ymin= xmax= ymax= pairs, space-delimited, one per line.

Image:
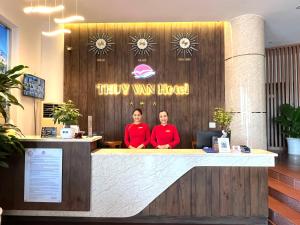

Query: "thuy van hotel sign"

xmin=96 ymin=64 xmax=189 ymax=96
xmin=96 ymin=83 xmax=189 ymax=96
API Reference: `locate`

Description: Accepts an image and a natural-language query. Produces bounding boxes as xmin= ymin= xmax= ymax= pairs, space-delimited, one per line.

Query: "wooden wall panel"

xmin=138 ymin=167 xmax=268 ymax=218
xmin=64 ymin=22 xmax=225 ymax=148
xmin=0 ymin=141 xmax=98 ymax=211
xmin=266 ymin=44 xmax=300 ymax=151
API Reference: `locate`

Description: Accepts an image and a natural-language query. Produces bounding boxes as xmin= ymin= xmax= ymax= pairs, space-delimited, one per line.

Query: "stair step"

xmin=269 ymin=177 xmax=300 ymax=213
xmin=269 ymin=196 xmax=300 ymax=225
xmin=268 ymin=219 xmax=277 ymax=225
xmin=269 ymin=166 xmax=300 ymax=191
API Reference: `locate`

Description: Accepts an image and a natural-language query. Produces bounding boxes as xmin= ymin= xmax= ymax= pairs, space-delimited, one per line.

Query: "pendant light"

xmin=54 ymin=0 xmax=85 ymax=24
xmin=24 ymin=0 xmax=64 ymax=14
xmin=42 ymin=14 xmax=71 ymax=37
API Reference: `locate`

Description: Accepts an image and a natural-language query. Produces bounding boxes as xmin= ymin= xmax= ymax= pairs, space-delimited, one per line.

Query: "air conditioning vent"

xmin=43 ymin=103 xmax=60 ymax=118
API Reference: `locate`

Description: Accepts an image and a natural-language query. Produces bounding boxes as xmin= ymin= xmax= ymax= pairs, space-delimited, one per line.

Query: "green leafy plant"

xmin=0 ymin=65 xmax=27 ymax=168
xmin=53 ymin=100 xmax=81 ymax=127
xmin=275 ymin=104 xmax=300 ymax=138
xmin=213 ymin=107 xmax=233 ymax=133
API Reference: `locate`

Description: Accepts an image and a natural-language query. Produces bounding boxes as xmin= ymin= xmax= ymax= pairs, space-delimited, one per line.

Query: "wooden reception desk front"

xmin=0 ymin=138 xmax=277 ymax=225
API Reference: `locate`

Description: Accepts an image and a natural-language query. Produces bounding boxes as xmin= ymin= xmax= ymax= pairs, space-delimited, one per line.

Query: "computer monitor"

xmin=196 ymin=130 xmax=223 ymax=149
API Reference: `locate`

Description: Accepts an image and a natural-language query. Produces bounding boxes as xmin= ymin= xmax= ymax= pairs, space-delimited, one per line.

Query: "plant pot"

xmin=287 ymin=138 xmax=300 ymax=155
xmin=60 ymin=127 xmax=74 ymax=139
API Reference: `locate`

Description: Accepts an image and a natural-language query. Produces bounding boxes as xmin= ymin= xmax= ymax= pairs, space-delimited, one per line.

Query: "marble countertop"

xmin=20 ymin=136 xmax=102 ymax=143
xmin=93 ymin=148 xmax=277 ymax=157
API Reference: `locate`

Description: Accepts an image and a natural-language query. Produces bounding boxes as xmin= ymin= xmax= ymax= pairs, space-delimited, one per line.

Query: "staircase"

xmin=268 ymin=163 xmax=300 ymax=225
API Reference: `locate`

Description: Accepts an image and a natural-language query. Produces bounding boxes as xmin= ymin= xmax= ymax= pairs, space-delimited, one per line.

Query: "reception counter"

xmin=0 ymin=136 xmax=102 ymax=212
xmin=2 ymin=145 xmax=277 ymax=225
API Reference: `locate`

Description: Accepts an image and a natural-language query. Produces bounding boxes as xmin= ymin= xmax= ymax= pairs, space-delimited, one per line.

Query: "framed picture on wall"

xmin=218 ymin=138 xmax=231 ymax=153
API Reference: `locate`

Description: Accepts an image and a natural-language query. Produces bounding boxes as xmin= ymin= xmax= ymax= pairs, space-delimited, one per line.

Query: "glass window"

xmin=0 ymin=23 xmax=10 ymax=73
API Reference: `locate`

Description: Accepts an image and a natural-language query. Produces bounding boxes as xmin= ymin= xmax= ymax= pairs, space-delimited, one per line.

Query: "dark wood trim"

xmin=2 ymin=215 xmax=267 ymax=225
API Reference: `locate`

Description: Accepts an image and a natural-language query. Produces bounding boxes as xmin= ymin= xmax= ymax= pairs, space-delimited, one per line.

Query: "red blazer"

xmin=124 ymin=123 xmax=150 ymax=148
xmin=150 ymin=124 xmax=180 ymax=148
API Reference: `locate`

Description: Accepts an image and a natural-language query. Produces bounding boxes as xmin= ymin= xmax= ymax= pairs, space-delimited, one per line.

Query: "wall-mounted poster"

xmin=0 ymin=24 xmax=9 ymax=73
xmin=24 ymin=148 xmax=62 ymax=203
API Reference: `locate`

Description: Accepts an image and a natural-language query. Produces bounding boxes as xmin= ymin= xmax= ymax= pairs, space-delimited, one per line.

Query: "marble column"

xmin=224 ymin=14 xmax=266 ymax=149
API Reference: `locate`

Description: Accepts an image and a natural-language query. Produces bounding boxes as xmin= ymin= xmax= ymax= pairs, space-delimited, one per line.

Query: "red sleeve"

xmin=124 ymin=124 xmax=130 ymax=147
xmin=169 ymin=125 xmax=180 ymax=148
xmin=143 ymin=124 xmax=150 ymax=147
xmin=150 ymin=126 xmax=158 ymax=148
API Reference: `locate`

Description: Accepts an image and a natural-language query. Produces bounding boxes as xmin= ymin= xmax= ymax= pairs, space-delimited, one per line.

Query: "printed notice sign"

xmin=24 ymin=148 xmax=62 ymax=203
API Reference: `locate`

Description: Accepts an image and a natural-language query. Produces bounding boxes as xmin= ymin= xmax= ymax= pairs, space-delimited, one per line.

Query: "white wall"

xmin=0 ymin=0 xmax=64 ymax=135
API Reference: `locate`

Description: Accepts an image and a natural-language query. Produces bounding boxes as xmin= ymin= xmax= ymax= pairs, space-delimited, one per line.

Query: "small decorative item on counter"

xmin=203 ymin=147 xmax=218 ymax=153
xmin=41 ymin=127 xmax=57 ymax=138
xmin=53 ymin=100 xmax=81 ymax=139
xmin=218 ymin=138 xmax=231 ymax=153
xmin=75 ymin=131 xmax=85 ymax=139
xmin=240 ymin=145 xmax=251 ymax=153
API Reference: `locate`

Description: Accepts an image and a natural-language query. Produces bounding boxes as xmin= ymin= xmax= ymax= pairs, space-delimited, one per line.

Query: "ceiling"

xmin=25 ymin=0 xmax=300 ymax=48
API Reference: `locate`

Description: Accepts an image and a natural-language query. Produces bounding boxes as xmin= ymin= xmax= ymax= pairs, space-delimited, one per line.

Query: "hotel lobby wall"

xmin=224 ymin=14 xmax=267 ymax=149
xmin=0 ymin=0 xmax=64 ymax=135
xmin=63 ymin=22 xmax=225 ymax=148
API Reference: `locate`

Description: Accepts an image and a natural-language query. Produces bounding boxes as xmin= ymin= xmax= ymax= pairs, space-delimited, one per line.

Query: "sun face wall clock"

xmin=89 ymin=33 xmax=115 ymax=55
xmin=129 ymin=34 xmax=157 ymax=56
xmin=171 ymin=33 xmax=198 ymax=57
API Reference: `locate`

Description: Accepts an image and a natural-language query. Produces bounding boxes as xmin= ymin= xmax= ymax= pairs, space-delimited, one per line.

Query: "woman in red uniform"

xmin=151 ymin=110 xmax=180 ymax=149
xmin=124 ymin=108 xmax=150 ymax=149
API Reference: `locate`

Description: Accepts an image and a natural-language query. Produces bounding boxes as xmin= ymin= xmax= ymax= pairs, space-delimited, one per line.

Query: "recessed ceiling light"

xmin=296 ymin=5 xmax=300 ymax=9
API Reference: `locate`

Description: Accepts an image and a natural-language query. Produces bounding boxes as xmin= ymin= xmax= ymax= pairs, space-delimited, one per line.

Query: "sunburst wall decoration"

xmin=129 ymin=34 xmax=157 ymax=56
xmin=171 ymin=33 xmax=198 ymax=57
xmin=89 ymin=33 xmax=115 ymax=55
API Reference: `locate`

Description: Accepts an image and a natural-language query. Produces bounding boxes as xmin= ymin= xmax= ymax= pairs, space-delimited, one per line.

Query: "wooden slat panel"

xmin=266 ymin=44 xmax=300 ymax=151
xmin=191 ymin=167 xmax=207 ymax=216
xmin=64 ymin=22 xmax=225 ymax=148
xmin=78 ymin=24 xmax=88 ymax=132
xmin=219 ymin=167 xmax=232 ymax=216
xmin=250 ymin=168 xmax=259 ymax=216
xmin=138 ymin=167 xmax=268 ymax=219
xmin=87 ymin=24 xmax=98 ymax=135
xmin=210 ymin=167 xmax=220 ymax=216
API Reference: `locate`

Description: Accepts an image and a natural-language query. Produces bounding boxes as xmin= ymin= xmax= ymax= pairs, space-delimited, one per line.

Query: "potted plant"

xmin=275 ymin=104 xmax=300 ymax=155
xmin=213 ymin=107 xmax=233 ymax=138
xmin=53 ymin=100 xmax=81 ymax=139
xmin=0 ymin=65 xmax=27 ymax=168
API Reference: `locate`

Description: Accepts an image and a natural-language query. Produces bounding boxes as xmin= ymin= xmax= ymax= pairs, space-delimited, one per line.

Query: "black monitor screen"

xmin=196 ymin=131 xmax=223 ymax=149
xmin=23 ymin=74 xmax=45 ymax=99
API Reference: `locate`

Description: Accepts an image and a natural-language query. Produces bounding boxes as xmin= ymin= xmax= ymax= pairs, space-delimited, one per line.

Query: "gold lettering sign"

xmin=96 ymin=83 xmax=189 ymax=96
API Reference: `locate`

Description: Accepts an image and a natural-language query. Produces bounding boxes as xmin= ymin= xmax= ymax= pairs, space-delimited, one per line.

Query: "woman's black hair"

xmin=159 ymin=110 xmax=168 ymax=116
xmin=132 ymin=108 xmax=143 ymax=115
